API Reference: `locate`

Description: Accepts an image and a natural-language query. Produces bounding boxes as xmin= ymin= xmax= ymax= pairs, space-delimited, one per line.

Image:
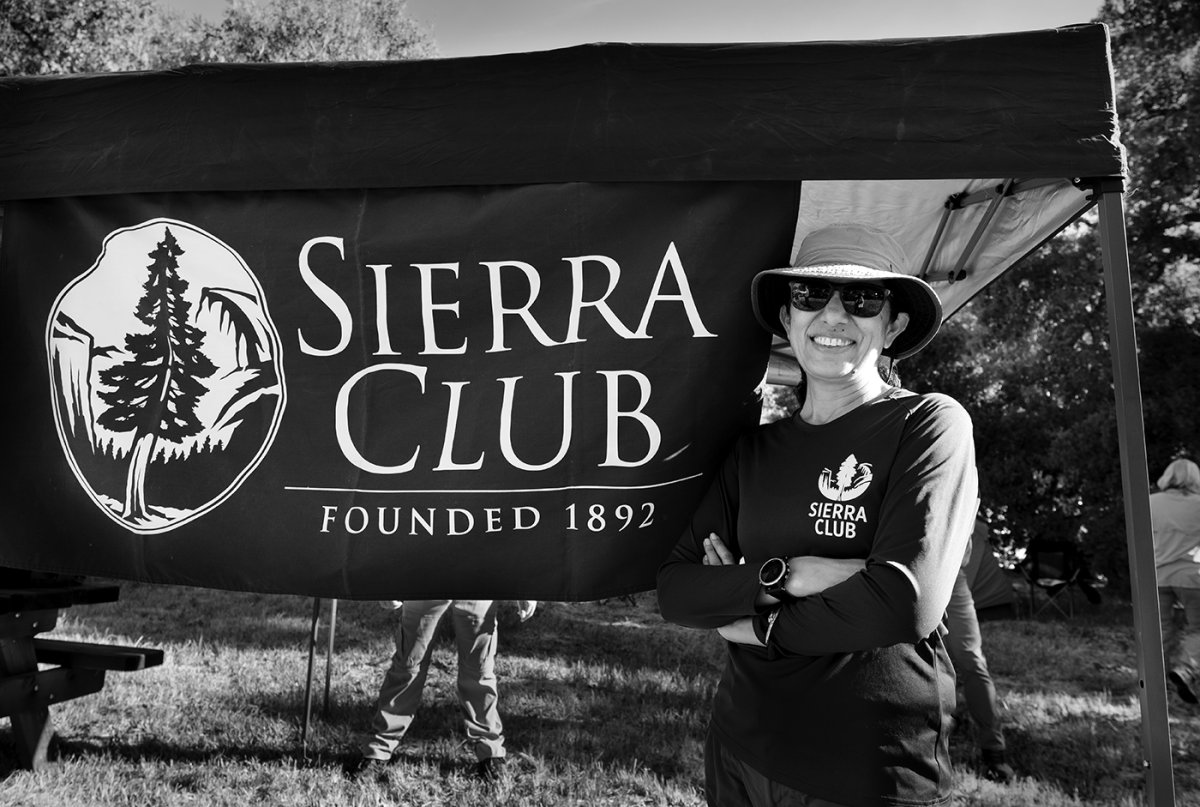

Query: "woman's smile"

xmin=811 ymin=333 xmax=855 ymax=349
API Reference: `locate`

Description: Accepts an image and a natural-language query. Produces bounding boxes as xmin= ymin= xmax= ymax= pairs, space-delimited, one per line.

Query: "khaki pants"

xmin=361 ymin=599 xmax=505 ymax=762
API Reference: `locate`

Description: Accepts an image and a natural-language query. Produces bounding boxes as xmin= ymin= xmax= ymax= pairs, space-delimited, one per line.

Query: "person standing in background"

xmin=944 ymin=514 xmax=1015 ymax=782
xmin=1150 ymin=459 xmax=1200 ymax=705
xmin=350 ymin=599 xmax=538 ymax=781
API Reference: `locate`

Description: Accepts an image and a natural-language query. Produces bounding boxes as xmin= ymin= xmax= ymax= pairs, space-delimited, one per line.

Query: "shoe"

xmin=345 ymin=755 xmax=390 ymax=780
xmin=981 ymin=748 xmax=1015 ymax=784
xmin=1169 ymin=668 xmax=1199 ymax=704
xmin=475 ymin=756 xmax=508 ymax=782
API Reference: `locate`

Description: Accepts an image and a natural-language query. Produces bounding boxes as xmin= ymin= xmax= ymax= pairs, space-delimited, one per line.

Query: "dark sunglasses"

xmin=788 ymin=280 xmax=891 ymax=318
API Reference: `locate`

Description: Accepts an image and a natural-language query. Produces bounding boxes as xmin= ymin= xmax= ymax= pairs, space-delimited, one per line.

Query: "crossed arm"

xmin=700 ymin=532 xmax=866 ymax=645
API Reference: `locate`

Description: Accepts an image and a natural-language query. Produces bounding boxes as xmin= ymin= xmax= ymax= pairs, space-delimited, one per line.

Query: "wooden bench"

xmin=32 ymin=639 xmax=164 ymax=672
xmin=0 ymin=575 xmax=163 ymax=770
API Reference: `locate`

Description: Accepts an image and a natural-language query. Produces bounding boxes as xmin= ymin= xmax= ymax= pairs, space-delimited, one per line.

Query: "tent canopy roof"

xmin=0 ymin=24 xmax=1121 ymax=200
xmin=0 ymin=24 xmax=1125 ymax=378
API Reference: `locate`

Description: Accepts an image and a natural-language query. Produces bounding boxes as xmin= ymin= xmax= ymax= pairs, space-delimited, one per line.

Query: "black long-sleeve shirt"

xmin=657 ymin=391 xmax=977 ymax=807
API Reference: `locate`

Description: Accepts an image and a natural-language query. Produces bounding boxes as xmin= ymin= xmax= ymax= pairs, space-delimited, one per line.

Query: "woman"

xmin=1150 ymin=458 xmax=1200 ymax=705
xmin=657 ymin=223 xmax=977 ymax=807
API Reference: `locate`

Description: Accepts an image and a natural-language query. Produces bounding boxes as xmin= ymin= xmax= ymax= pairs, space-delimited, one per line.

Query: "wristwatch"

xmin=758 ymin=557 xmax=793 ymax=601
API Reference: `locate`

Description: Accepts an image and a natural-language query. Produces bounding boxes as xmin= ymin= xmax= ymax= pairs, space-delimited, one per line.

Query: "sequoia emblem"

xmin=817 ymin=454 xmax=873 ymax=502
xmin=47 ymin=219 xmax=286 ymax=534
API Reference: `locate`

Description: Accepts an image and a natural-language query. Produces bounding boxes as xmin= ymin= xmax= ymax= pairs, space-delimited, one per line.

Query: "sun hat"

xmin=750 ymin=223 xmax=943 ymax=360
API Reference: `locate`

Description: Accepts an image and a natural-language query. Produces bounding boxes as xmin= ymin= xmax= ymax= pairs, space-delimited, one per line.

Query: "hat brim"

xmin=750 ymin=264 xmax=943 ymax=360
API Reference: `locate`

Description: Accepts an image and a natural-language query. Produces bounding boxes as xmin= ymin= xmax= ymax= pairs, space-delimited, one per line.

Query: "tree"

xmin=1102 ymin=0 xmax=1200 ymax=309
xmin=0 ymin=0 xmax=172 ymax=74
xmin=900 ymin=2 xmax=1200 ymax=588
xmin=98 ymin=227 xmax=215 ymax=520
xmin=901 ymin=223 xmax=1128 ymax=578
xmin=185 ymin=0 xmax=438 ymax=63
xmin=0 ymin=0 xmax=437 ymax=76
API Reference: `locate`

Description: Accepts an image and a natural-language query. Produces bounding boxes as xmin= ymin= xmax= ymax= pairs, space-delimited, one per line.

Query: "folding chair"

xmin=1019 ymin=540 xmax=1083 ymax=618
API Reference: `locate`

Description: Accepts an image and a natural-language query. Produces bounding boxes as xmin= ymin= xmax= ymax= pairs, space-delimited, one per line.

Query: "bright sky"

xmin=158 ymin=0 xmax=1104 ymax=59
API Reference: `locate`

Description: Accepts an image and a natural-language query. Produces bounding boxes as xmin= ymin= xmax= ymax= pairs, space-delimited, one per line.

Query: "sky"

xmin=157 ymin=0 xmax=1105 ymax=59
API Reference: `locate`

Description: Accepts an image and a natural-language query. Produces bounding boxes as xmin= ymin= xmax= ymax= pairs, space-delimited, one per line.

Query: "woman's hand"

xmin=701 ymin=535 xmax=765 ymax=646
xmin=701 ymin=533 xmax=738 ymax=566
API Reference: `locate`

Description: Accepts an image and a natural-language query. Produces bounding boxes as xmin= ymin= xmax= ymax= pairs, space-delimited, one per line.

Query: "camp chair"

xmin=1019 ymin=540 xmax=1084 ymax=618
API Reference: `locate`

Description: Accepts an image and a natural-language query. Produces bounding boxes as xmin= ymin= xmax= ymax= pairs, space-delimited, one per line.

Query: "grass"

xmin=0 ymin=584 xmax=1197 ymax=806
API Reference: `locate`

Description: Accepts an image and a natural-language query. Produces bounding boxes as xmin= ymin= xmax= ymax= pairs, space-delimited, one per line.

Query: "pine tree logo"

xmin=817 ymin=454 xmax=873 ymax=501
xmin=47 ymin=219 xmax=286 ymax=534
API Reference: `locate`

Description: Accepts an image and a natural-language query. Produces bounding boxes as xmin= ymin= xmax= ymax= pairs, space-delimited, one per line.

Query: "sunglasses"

xmin=788 ymin=280 xmax=891 ymax=318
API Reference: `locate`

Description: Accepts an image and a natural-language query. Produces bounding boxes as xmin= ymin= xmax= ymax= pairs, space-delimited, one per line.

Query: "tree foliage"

xmin=186 ymin=0 xmax=438 ymax=63
xmin=1104 ymin=0 xmax=1200 ymax=301
xmin=0 ymin=0 xmax=172 ymax=74
xmin=902 ymin=224 xmax=1127 ymax=578
xmin=0 ymin=0 xmax=437 ymax=76
xmin=901 ymin=1 xmax=1200 ymax=588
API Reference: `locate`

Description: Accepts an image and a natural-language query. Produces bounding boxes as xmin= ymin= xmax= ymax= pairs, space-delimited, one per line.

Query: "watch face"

xmin=759 ymin=557 xmax=787 ymax=587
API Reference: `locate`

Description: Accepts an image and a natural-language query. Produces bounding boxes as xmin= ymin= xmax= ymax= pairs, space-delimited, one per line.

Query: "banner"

xmin=1 ymin=182 xmax=799 ymax=599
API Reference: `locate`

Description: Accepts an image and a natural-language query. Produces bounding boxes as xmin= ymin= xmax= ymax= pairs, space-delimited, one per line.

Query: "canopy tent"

xmin=966 ymin=528 xmax=1019 ymax=621
xmin=0 ymin=24 xmax=1173 ymax=802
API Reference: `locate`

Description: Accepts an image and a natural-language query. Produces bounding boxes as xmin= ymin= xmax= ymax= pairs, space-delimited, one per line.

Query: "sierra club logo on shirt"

xmin=819 ymin=454 xmax=873 ymax=501
xmin=809 ymin=454 xmax=872 ymax=539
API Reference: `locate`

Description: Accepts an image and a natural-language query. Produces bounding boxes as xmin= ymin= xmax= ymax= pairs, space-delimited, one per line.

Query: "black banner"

xmin=1 ymin=181 xmax=798 ymax=599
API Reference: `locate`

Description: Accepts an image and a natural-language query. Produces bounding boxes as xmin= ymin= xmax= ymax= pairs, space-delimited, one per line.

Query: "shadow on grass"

xmin=0 ymin=731 xmax=316 ymax=781
xmin=257 ymin=674 xmax=707 ymax=781
xmin=1004 ymin=715 xmax=1147 ymax=802
xmin=947 ymin=700 xmax=1153 ymax=803
xmin=43 ymin=734 xmax=477 ymax=778
xmin=0 ymin=696 xmax=700 ymax=786
xmin=20 ymin=591 xmax=716 ymax=783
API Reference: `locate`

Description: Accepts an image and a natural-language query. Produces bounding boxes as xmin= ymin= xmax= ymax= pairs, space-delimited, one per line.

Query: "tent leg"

xmin=301 ymin=596 xmax=322 ymax=756
xmin=323 ymin=599 xmax=338 ymax=717
xmin=1097 ymin=184 xmax=1176 ymax=806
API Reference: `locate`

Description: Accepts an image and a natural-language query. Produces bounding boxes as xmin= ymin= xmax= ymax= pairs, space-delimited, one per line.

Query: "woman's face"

xmin=779 ymin=282 xmax=910 ymax=384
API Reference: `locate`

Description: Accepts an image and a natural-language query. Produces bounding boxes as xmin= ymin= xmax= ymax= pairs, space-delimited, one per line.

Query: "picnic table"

xmin=0 ymin=570 xmax=163 ymax=770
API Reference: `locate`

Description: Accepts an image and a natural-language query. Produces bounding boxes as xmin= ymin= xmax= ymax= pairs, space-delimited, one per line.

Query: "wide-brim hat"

xmin=750 ymin=223 xmax=943 ymax=360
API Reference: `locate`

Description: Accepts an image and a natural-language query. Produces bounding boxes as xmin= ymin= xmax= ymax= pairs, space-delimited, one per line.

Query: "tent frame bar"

xmin=954 ymin=177 xmax=1068 ymax=208
xmin=1094 ymin=177 xmax=1176 ymax=807
xmin=947 ymin=178 xmax=1014 ymax=283
xmin=920 ymin=177 xmax=1080 ymax=285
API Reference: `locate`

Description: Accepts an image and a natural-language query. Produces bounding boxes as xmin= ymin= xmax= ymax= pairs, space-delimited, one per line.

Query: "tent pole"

xmin=323 ymin=598 xmax=338 ymax=717
xmin=1095 ymin=181 xmax=1176 ymax=806
xmin=301 ymin=596 xmax=322 ymax=756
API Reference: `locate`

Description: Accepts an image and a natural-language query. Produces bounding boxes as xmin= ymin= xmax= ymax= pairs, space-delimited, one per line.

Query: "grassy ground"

xmin=0 ymin=584 xmax=1197 ymax=806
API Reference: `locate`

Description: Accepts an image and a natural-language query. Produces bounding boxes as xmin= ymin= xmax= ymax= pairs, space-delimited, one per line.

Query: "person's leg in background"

xmin=450 ymin=599 xmax=507 ymax=779
xmin=1168 ymin=586 xmax=1200 ymax=703
xmin=945 ymin=569 xmax=1014 ymax=782
xmin=359 ymin=599 xmax=453 ymax=763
